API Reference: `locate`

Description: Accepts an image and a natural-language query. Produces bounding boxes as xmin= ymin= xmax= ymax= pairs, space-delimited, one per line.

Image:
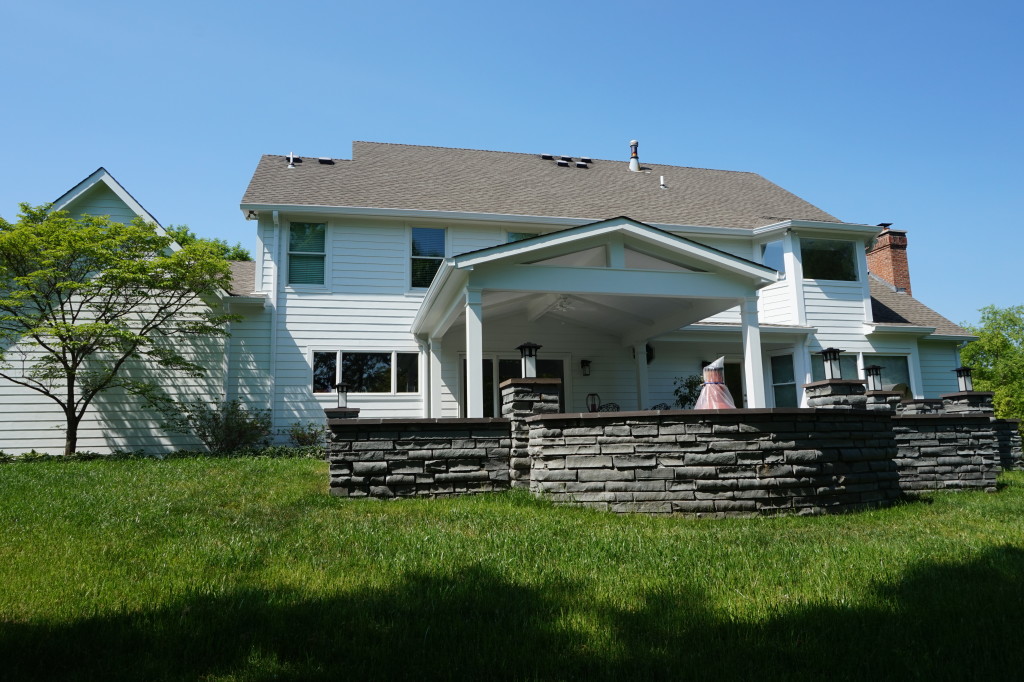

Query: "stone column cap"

xmin=940 ymin=391 xmax=995 ymax=399
xmin=865 ymin=390 xmax=903 ymax=397
xmin=499 ymin=377 xmax=563 ymax=388
xmin=324 ymin=407 xmax=361 ymax=419
xmin=803 ymin=379 xmax=868 ymax=389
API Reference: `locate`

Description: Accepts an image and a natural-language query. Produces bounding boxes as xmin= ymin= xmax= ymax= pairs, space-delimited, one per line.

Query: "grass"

xmin=2 ymin=458 xmax=1023 ymax=681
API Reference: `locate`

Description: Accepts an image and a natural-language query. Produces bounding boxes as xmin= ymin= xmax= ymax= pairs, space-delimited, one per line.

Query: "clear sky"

xmin=1 ymin=0 xmax=1020 ymax=327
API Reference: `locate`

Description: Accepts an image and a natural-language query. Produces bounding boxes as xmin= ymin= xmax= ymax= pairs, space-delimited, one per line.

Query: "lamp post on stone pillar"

xmin=517 ymin=341 xmax=542 ymax=378
xmin=819 ymin=347 xmax=845 ymax=380
xmin=864 ymin=365 xmax=883 ymax=392
xmin=953 ymin=367 xmax=974 ymax=392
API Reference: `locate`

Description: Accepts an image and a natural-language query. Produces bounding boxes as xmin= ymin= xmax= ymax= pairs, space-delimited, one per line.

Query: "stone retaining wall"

xmin=326 ymin=418 xmax=511 ymax=498
xmin=893 ymin=415 xmax=1001 ymax=492
xmin=527 ymin=409 xmax=903 ymax=517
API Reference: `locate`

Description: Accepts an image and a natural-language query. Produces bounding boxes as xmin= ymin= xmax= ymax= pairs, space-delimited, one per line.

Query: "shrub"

xmin=284 ymin=421 xmax=326 ymax=447
xmin=162 ymin=399 xmax=272 ymax=453
xmin=673 ymin=374 xmax=704 ymax=409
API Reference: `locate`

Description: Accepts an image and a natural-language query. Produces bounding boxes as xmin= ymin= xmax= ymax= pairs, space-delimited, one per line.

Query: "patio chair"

xmin=648 ymin=402 xmax=671 ymax=410
xmin=598 ymin=402 xmax=620 ymax=412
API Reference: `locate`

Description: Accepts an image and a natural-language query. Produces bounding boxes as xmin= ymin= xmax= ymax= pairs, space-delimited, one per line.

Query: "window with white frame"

xmin=770 ymin=354 xmax=798 ymax=407
xmin=865 ymin=354 xmax=912 ymax=396
xmin=800 ymin=238 xmax=857 ymax=281
xmin=411 ymin=227 xmax=445 ymax=288
xmin=761 ymin=240 xmax=786 ymax=277
xmin=288 ymin=223 xmax=326 ymax=285
xmin=312 ymin=351 xmax=419 ymax=394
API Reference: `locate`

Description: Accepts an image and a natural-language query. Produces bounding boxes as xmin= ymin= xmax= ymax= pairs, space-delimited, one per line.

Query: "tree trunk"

xmin=64 ymin=410 xmax=80 ymax=455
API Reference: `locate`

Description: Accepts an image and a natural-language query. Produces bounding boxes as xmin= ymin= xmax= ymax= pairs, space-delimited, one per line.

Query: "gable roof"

xmin=241 ymin=141 xmax=840 ymax=229
xmin=227 ymin=261 xmax=256 ymax=296
xmin=869 ymin=277 xmax=973 ymax=338
xmin=52 ymin=167 xmax=163 ymax=227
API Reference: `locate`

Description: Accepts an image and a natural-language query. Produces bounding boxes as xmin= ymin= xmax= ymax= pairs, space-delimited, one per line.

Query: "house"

xmin=0 ymin=142 xmax=975 ymax=454
xmin=236 ymin=141 xmax=973 ymax=432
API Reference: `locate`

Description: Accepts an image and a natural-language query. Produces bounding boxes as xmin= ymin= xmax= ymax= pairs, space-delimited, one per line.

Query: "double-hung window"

xmin=312 ymin=351 xmax=419 ymax=394
xmin=288 ymin=223 xmax=326 ymax=285
xmin=411 ymin=227 xmax=445 ymax=288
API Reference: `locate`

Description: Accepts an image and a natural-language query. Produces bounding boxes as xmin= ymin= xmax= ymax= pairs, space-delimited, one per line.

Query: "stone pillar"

xmin=941 ymin=391 xmax=995 ymax=415
xmin=324 ymin=407 xmax=361 ymax=460
xmin=803 ymin=379 xmax=867 ymax=409
xmin=865 ymin=390 xmax=902 ymax=412
xmin=501 ymin=378 xmax=562 ymax=489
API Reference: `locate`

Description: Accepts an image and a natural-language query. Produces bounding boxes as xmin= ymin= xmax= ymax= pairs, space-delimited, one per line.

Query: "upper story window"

xmin=288 ymin=223 xmax=326 ymax=285
xmin=761 ymin=240 xmax=786 ymax=277
xmin=411 ymin=227 xmax=445 ymax=288
xmin=800 ymin=238 xmax=857 ymax=281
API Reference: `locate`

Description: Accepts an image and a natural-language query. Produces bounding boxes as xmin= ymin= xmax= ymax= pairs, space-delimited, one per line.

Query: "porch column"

xmin=740 ymin=296 xmax=766 ymax=408
xmin=633 ymin=342 xmax=650 ymax=410
xmin=428 ymin=336 xmax=443 ymax=417
xmin=465 ymin=288 xmax=484 ymax=418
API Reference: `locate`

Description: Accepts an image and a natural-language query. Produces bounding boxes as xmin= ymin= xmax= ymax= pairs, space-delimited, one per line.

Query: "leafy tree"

xmin=0 ymin=203 xmax=236 ymax=454
xmin=163 ymin=224 xmax=252 ymax=261
xmin=962 ymin=304 xmax=1024 ymax=422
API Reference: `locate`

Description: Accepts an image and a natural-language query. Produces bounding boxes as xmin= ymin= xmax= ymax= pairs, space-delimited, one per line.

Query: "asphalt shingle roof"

xmin=241 ymin=141 xmax=840 ymax=229
xmin=869 ymin=277 xmax=972 ymax=337
xmin=226 ymin=261 xmax=256 ymax=296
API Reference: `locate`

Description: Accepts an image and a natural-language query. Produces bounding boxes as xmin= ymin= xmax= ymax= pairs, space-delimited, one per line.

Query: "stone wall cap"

xmin=901 ymin=398 xmax=944 ymax=405
xmin=524 ymin=407 xmax=878 ymax=422
xmin=327 ymin=417 xmax=509 ymax=426
xmin=864 ymin=390 xmax=903 ymax=397
xmin=802 ymin=379 xmax=868 ymax=388
xmin=940 ymin=391 xmax=995 ymax=399
xmin=498 ymin=377 xmax=563 ymax=388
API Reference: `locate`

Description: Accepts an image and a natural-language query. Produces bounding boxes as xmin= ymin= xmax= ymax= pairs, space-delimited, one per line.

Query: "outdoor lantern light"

xmin=335 ymin=381 xmax=349 ymax=409
xmin=517 ymin=341 xmax=542 ymax=378
xmin=580 ymin=359 xmax=591 ymax=376
xmin=864 ymin=364 xmax=883 ymax=392
xmin=586 ymin=393 xmax=601 ymax=413
xmin=953 ymin=366 xmax=974 ymax=392
xmin=818 ymin=347 xmax=845 ymax=380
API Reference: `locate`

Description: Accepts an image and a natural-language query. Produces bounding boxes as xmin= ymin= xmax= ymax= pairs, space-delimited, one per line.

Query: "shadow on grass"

xmin=3 ymin=547 xmax=1024 ymax=681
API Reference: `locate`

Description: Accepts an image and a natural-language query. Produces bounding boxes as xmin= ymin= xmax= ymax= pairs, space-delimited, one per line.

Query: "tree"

xmin=961 ymin=304 xmax=1024 ymax=423
xmin=163 ymin=224 xmax=252 ymax=261
xmin=0 ymin=203 xmax=236 ymax=454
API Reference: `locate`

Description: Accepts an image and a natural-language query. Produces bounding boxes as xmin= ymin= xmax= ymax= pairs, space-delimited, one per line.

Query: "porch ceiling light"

xmin=953 ymin=366 xmax=974 ymax=392
xmin=864 ymin=364 xmax=883 ymax=391
xmin=580 ymin=359 xmax=591 ymax=376
xmin=818 ymin=347 xmax=845 ymax=380
xmin=587 ymin=393 xmax=601 ymax=412
xmin=334 ymin=381 xmax=349 ymax=408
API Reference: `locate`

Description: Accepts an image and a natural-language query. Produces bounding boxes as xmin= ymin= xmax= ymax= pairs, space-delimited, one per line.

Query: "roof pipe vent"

xmin=628 ymin=140 xmax=640 ymax=172
xmin=287 ymin=152 xmax=296 ymax=169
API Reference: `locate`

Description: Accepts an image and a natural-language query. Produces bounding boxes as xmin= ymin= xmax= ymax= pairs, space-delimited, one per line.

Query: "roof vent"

xmin=541 ymin=154 xmax=554 ymax=160
xmin=317 ymin=157 xmax=334 ymax=165
xmin=575 ymin=161 xmax=588 ymax=168
xmin=556 ymin=160 xmax=570 ymax=167
xmin=560 ymin=155 xmax=573 ymax=161
xmin=287 ymin=152 xmax=297 ymax=169
xmin=659 ymin=175 xmax=667 ymax=189
xmin=580 ymin=157 xmax=593 ymax=164
xmin=628 ymin=140 xmax=640 ymax=172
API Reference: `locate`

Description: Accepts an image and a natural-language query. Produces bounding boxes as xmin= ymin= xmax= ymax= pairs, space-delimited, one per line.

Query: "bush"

xmin=673 ymin=374 xmax=704 ymax=409
xmin=284 ymin=421 xmax=326 ymax=447
xmin=162 ymin=399 xmax=272 ymax=453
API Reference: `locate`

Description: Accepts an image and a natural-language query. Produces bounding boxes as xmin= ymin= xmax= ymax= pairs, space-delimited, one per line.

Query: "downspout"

xmin=268 ymin=211 xmax=281 ymax=420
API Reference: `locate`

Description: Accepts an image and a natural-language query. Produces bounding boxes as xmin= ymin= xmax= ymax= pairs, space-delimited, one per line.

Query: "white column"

xmin=465 ymin=289 xmax=484 ymax=418
xmin=633 ymin=342 xmax=649 ymax=410
xmin=428 ymin=336 xmax=443 ymax=417
xmin=740 ymin=296 xmax=766 ymax=408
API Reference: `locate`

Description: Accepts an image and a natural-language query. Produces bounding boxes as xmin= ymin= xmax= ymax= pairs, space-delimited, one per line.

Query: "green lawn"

xmin=2 ymin=458 xmax=1023 ymax=681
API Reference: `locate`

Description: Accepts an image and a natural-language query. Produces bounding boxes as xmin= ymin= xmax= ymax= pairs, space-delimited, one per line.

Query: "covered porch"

xmin=411 ymin=217 xmax=782 ymax=417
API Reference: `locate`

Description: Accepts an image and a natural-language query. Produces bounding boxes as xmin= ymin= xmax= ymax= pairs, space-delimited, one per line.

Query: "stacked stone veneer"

xmin=326 ymin=417 xmax=511 ymax=498
xmin=893 ymin=415 xmax=1000 ymax=492
xmin=527 ymin=409 xmax=903 ymax=516
xmin=502 ymin=378 xmax=561 ymax=489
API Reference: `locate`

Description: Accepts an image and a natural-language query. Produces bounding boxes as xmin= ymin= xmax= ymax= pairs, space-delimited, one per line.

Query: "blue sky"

xmin=1 ymin=0 xmax=1020 ymax=327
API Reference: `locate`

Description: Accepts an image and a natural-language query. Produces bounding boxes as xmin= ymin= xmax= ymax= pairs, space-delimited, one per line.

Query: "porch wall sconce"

xmin=953 ymin=366 xmax=974 ymax=392
xmin=818 ymin=347 xmax=845 ymax=380
xmin=334 ymin=381 xmax=350 ymax=409
xmin=864 ymin=364 xmax=883 ymax=392
xmin=517 ymin=341 xmax=542 ymax=378
xmin=580 ymin=359 xmax=591 ymax=376
xmin=586 ymin=393 xmax=601 ymax=413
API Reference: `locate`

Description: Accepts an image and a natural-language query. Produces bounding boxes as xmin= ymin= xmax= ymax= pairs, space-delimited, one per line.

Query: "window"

xmin=811 ymin=353 xmax=858 ymax=381
xmin=865 ymin=355 xmax=912 ymax=397
xmin=411 ymin=227 xmax=445 ymax=288
xmin=312 ymin=351 xmax=337 ymax=393
xmin=761 ymin=240 xmax=786 ymax=277
xmin=770 ymin=354 xmax=798 ymax=407
xmin=507 ymin=232 xmax=537 ymax=243
xmin=800 ymin=238 xmax=857 ymax=281
xmin=313 ymin=351 xmax=419 ymax=394
xmin=288 ymin=223 xmax=326 ymax=285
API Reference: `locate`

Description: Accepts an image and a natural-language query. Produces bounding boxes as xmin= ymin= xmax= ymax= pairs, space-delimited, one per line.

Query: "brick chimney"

xmin=866 ymin=227 xmax=911 ymax=295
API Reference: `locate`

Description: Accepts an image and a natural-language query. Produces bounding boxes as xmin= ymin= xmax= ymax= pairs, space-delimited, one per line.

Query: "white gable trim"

xmin=53 ymin=168 xmax=163 ymax=227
